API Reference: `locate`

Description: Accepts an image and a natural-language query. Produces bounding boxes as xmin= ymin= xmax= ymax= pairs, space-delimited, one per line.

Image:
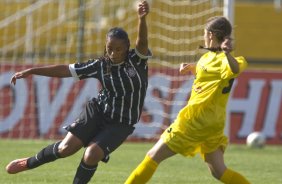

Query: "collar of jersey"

xmin=111 ymin=61 xmax=125 ymax=66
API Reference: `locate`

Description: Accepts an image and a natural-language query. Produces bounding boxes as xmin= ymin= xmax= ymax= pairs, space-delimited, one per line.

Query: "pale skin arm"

xmin=179 ymin=37 xmax=239 ymax=76
xmin=10 ymin=64 xmax=71 ymax=85
xmin=221 ymin=37 xmax=239 ymax=74
xmin=179 ymin=63 xmax=196 ymax=75
xmin=135 ymin=0 xmax=149 ymax=56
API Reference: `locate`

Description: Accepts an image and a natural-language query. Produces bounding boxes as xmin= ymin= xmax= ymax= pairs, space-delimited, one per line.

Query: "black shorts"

xmin=64 ymin=98 xmax=135 ymax=157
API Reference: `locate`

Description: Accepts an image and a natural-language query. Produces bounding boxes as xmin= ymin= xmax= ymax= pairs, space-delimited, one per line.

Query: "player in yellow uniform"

xmin=125 ymin=16 xmax=250 ymax=184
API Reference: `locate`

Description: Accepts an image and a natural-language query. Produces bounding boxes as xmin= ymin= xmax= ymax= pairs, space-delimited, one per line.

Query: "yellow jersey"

xmin=161 ymin=51 xmax=247 ymax=157
xmin=177 ymin=51 xmax=247 ymax=134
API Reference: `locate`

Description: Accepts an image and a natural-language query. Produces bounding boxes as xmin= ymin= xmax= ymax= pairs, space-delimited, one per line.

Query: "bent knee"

xmin=58 ymin=142 xmax=80 ymax=157
xmin=57 ymin=143 xmax=71 ymax=157
xmin=83 ymin=144 xmax=104 ymax=165
xmin=146 ymin=148 xmax=165 ymax=164
xmin=146 ymin=148 xmax=156 ymax=159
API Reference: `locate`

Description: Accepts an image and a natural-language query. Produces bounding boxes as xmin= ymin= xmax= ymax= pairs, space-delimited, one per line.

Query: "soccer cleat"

xmin=6 ymin=158 xmax=29 ymax=174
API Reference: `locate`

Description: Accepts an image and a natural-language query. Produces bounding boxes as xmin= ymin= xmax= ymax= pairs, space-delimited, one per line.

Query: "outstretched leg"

xmin=204 ymin=148 xmax=251 ymax=184
xmin=125 ymin=139 xmax=176 ymax=184
xmin=6 ymin=132 xmax=83 ymax=174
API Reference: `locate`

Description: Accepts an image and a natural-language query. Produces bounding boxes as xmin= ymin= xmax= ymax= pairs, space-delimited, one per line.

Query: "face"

xmin=106 ymin=37 xmax=128 ymax=64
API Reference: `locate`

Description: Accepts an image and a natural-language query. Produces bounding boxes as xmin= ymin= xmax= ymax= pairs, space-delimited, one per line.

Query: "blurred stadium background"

xmin=0 ymin=0 xmax=281 ymax=145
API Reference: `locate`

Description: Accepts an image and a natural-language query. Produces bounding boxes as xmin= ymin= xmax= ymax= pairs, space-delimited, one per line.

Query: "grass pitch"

xmin=1 ymin=139 xmax=282 ymax=184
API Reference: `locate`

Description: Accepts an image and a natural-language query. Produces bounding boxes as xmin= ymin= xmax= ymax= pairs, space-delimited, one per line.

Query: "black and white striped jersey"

xmin=69 ymin=49 xmax=151 ymax=125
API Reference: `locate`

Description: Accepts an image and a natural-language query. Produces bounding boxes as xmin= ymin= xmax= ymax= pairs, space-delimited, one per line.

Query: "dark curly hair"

xmin=103 ymin=27 xmax=130 ymax=58
xmin=102 ymin=27 xmax=130 ymax=74
xmin=106 ymin=27 xmax=130 ymax=49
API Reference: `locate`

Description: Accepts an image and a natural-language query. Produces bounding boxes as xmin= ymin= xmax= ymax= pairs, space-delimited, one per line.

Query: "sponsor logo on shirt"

xmin=125 ymin=66 xmax=137 ymax=77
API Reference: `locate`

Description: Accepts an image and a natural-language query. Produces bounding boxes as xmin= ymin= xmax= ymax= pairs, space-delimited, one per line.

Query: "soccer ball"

xmin=246 ymin=132 xmax=266 ymax=148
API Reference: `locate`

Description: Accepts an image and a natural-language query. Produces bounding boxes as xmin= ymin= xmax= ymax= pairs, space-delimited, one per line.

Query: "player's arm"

xmin=179 ymin=63 xmax=196 ymax=75
xmin=10 ymin=64 xmax=71 ymax=85
xmin=221 ymin=37 xmax=239 ymax=74
xmin=135 ymin=0 xmax=149 ymax=56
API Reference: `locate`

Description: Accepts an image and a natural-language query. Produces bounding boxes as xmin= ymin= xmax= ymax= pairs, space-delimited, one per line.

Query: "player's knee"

xmin=57 ymin=143 xmax=69 ymax=157
xmin=147 ymin=148 xmax=163 ymax=164
xmin=57 ymin=142 xmax=77 ymax=157
xmin=146 ymin=148 xmax=155 ymax=159
xmin=83 ymin=144 xmax=104 ymax=165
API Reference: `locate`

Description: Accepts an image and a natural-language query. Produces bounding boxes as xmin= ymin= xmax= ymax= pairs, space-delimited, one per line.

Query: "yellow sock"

xmin=220 ymin=168 xmax=251 ymax=184
xmin=124 ymin=155 xmax=158 ymax=184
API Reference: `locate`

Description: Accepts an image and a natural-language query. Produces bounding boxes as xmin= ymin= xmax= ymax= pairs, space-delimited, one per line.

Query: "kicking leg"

xmin=125 ymin=139 xmax=176 ymax=184
xmin=204 ymin=148 xmax=250 ymax=184
xmin=6 ymin=132 xmax=83 ymax=174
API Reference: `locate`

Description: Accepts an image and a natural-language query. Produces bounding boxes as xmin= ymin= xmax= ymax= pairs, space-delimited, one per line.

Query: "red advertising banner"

xmin=228 ymin=70 xmax=282 ymax=144
xmin=1 ymin=64 xmax=282 ymax=144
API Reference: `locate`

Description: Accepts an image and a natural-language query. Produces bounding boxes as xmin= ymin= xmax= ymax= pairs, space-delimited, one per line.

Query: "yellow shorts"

xmin=161 ymin=117 xmax=228 ymax=159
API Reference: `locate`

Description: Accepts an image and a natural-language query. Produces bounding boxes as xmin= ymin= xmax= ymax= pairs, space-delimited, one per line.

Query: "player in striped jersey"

xmin=125 ymin=17 xmax=251 ymax=184
xmin=6 ymin=1 xmax=150 ymax=183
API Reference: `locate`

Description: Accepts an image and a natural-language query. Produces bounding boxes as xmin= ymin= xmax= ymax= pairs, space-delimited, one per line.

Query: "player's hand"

xmin=179 ymin=63 xmax=195 ymax=75
xmin=10 ymin=69 xmax=31 ymax=85
xmin=138 ymin=1 xmax=149 ymax=18
xmin=221 ymin=37 xmax=233 ymax=54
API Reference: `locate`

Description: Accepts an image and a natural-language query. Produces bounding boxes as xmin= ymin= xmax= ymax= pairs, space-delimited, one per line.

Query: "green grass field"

xmin=1 ymin=139 xmax=282 ymax=184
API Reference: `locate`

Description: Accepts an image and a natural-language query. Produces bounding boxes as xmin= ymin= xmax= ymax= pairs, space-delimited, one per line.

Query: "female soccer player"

xmin=125 ymin=16 xmax=250 ymax=184
xmin=6 ymin=1 xmax=150 ymax=183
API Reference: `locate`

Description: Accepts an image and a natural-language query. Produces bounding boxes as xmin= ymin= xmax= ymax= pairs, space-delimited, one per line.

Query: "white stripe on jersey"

xmin=117 ymin=65 xmax=126 ymax=122
xmin=100 ymin=62 xmax=108 ymax=113
xmin=78 ymin=60 xmax=98 ymax=77
xmin=85 ymin=71 xmax=98 ymax=77
xmin=124 ymin=66 xmax=134 ymax=124
xmin=128 ymin=59 xmax=142 ymax=121
xmin=110 ymin=73 xmax=117 ymax=119
xmin=100 ymin=62 xmax=106 ymax=87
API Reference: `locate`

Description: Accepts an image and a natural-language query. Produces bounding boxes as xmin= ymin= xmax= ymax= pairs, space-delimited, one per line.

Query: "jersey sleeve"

xmin=221 ymin=55 xmax=248 ymax=79
xmin=69 ymin=59 xmax=101 ymax=80
xmin=133 ymin=48 xmax=152 ymax=61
